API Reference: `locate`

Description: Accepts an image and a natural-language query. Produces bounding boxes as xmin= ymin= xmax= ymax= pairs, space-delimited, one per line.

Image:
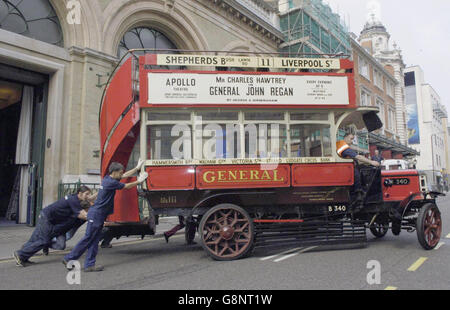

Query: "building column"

xmin=393 ymin=63 xmax=407 ymax=145
xmin=63 ymin=47 xmax=117 ymax=183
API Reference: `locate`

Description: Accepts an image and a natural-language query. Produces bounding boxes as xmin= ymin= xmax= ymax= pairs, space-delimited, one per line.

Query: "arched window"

xmin=118 ymin=27 xmax=181 ymax=169
xmin=118 ymin=27 xmax=178 ymax=59
xmin=0 ymin=0 xmax=63 ymax=46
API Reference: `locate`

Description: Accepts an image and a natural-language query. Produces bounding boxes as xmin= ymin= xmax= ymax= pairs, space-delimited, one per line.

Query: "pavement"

xmin=0 ymin=216 xmax=181 ymax=261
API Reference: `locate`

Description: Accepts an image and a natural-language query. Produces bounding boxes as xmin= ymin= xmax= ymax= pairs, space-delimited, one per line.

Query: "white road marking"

xmin=434 ymin=242 xmax=445 ymax=250
xmin=274 ymin=246 xmax=318 ymax=263
xmin=273 ymin=253 xmax=299 ymax=263
xmin=259 ymin=247 xmax=303 ymax=261
xmin=446 ymin=233 xmax=450 ymax=239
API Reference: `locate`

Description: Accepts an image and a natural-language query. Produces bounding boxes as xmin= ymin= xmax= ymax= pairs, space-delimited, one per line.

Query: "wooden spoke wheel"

xmin=199 ymin=204 xmax=254 ymax=261
xmin=370 ymin=221 xmax=389 ymax=238
xmin=417 ymin=203 xmax=442 ymax=250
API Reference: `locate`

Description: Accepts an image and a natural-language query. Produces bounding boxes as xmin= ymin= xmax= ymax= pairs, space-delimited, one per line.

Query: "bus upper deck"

xmin=100 ymin=51 xmax=377 ymax=178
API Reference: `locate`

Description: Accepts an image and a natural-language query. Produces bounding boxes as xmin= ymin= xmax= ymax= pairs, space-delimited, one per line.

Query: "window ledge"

xmin=359 ymin=74 xmax=371 ymax=82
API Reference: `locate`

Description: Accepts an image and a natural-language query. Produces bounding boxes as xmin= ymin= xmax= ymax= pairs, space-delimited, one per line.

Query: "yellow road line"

xmin=384 ymin=286 xmax=398 ymax=290
xmin=407 ymin=257 xmax=428 ymax=272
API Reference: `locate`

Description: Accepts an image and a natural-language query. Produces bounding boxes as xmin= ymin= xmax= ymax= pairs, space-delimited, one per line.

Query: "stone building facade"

xmin=358 ymin=15 xmax=408 ymax=146
xmin=352 ymin=37 xmax=397 ymax=139
xmin=0 ymin=0 xmax=283 ymax=223
xmin=351 ymin=37 xmax=402 ymax=159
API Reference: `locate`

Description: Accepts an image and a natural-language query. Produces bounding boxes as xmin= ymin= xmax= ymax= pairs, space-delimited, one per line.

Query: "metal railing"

xmin=58 ymin=180 xmax=100 ymax=199
xmin=57 ymin=181 xmax=149 ymax=220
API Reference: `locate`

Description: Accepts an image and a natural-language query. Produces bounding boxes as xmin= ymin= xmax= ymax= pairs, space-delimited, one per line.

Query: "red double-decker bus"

xmin=99 ymin=51 xmax=443 ymax=260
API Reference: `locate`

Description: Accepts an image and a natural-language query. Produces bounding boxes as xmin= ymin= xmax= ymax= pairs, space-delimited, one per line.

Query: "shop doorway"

xmin=0 ymin=64 xmax=48 ymax=226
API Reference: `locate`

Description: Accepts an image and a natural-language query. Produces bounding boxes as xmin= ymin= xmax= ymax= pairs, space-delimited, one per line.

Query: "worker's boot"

xmin=84 ymin=265 xmax=104 ymax=272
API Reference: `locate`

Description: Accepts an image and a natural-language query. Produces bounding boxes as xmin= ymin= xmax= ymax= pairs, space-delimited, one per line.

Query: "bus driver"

xmin=336 ymin=132 xmax=380 ymax=211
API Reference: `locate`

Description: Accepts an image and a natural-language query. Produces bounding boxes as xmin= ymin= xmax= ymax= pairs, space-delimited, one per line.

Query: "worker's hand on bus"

xmin=371 ymin=161 xmax=381 ymax=167
xmin=138 ymin=172 xmax=149 ymax=183
xmin=135 ymin=158 xmax=145 ymax=170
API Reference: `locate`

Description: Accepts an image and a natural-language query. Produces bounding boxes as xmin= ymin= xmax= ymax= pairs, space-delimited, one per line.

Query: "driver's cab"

xmin=335 ymin=107 xmax=384 ymax=203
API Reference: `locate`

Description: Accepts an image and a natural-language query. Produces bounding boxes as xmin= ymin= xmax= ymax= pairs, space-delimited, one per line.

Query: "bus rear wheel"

xmin=199 ymin=204 xmax=254 ymax=261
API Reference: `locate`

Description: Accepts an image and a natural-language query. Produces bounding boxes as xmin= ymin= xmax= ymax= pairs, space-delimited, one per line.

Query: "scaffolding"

xmin=279 ymin=0 xmax=350 ymax=57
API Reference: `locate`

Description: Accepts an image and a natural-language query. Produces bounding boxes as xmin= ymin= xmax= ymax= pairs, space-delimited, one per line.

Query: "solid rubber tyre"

xmin=416 ymin=203 xmax=442 ymax=250
xmin=370 ymin=221 xmax=389 ymax=238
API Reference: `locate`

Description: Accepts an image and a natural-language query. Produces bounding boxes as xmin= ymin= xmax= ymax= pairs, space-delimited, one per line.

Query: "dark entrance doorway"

xmin=0 ymin=64 xmax=48 ymax=226
xmin=0 ymin=81 xmax=22 ymax=223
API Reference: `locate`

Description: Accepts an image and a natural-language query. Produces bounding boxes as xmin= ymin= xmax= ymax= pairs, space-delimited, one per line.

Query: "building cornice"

xmin=68 ymin=46 xmax=118 ymax=64
xmin=205 ymin=0 xmax=284 ymax=44
xmin=373 ymin=52 xmax=406 ymax=69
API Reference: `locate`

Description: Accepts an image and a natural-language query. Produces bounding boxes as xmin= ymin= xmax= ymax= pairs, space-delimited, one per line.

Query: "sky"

xmin=323 ymin=0 xmax=450 ymax=113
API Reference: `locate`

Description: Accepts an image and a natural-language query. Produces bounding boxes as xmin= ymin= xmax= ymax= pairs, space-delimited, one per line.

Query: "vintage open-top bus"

xmin=99 ymin=51 xmax=443 ymax=260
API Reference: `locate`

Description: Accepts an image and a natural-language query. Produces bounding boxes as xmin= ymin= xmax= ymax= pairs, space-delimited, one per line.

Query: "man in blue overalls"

xmin=49 ymin=219 xmax=86 ymax=251
xmin=45 ymin=192 xmax=97 ymax=253
xmin=13 ymin=186 xmax=92 ymax=267
xmin=63 ymin=160 xmax=147 ymax=272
